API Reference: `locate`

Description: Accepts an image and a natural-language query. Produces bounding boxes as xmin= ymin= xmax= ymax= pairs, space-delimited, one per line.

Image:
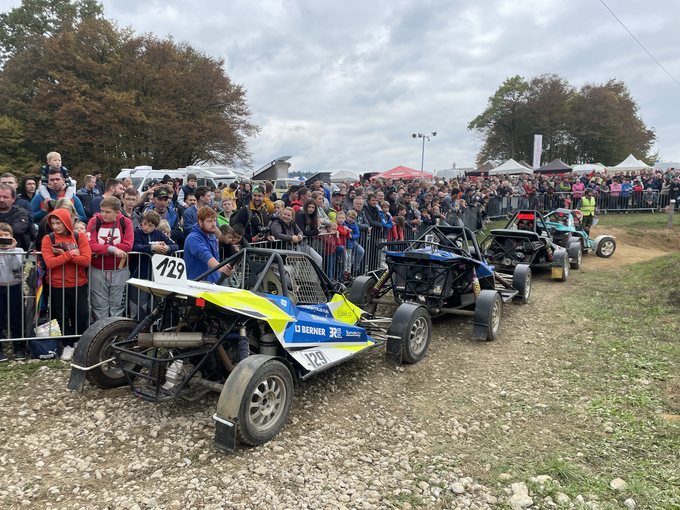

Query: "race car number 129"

xmin=152 ymin=254 xmax=188 ymax=286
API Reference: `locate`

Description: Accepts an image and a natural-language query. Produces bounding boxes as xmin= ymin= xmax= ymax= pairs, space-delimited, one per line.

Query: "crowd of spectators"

xmin=1 ymin=151 xmax=679 ymax=363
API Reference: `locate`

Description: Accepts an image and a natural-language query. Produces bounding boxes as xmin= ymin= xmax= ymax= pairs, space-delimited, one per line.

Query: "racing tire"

xmin=399 ymin=307 xmax=432 ymax=364
xmin=237 ymin=360 xmax=294 ymax=446
xmin=568 ymin=239 xmax=583 ymax=270
xmin=348 ymin=275 xmax=377 ymax=314
xmin=553 ymin=250 xmax=569 ymax=282
xmin=83 ymin=318 xmax=140 ymax=389
xmin=596 ymin=237 xmax=616 ymax=258
xmin=473 ymin=290 xmax=503 ymax=341
xmin=512 ymin=264 xmax=532 ymax=304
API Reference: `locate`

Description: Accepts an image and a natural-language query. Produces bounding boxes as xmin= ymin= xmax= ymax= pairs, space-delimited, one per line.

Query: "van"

xmin=116 ymin=167 xmax=231 ymax=192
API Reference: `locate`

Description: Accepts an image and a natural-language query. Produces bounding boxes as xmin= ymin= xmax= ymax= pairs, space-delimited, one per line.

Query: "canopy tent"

xmin=488 ymin=159 xmax=534 ymax=176
xmin=331 ymin=169 xmax=360 ymax=182
xmin=612 ymin=154 xmax=651 ymax=172
xmin=466 ymin=161 xmax=495 ymax=177
xmin=536 ymin=158 xmax=573 ymax=174
xmin=573 ymin=163 xmax=607 ymax=174
xmin=372 ymin=166 xmax=435 ymax=180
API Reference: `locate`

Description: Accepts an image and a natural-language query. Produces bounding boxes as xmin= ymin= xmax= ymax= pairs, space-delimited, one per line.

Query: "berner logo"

xmin=294 ymin=325 xmax=326 ymax=335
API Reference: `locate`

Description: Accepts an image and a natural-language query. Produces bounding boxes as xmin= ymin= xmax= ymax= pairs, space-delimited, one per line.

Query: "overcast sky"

xmin=3 ymin=0 xmax=679 ymax=174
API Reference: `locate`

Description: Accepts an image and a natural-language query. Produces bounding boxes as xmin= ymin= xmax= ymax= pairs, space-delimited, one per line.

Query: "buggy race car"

xmin=479 ymin=210 xmax=573 ymax=280
xmin=67 ymin=248 xmax=432 ymax=453
xmin=348 ymin=226 xmax=532 ymax=341
xmin=545 ymin=208 xmax=616 ymax=260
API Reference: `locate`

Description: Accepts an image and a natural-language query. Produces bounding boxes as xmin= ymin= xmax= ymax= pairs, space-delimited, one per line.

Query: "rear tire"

xmin=84 ymin=319 xmax=140 ymax=389
xmin=348 ymin=275 xmax=377 ymax=314
xmin=568 ymin=240 xmax=583 ymax=269
xmin=474 ymin=290 xmax=503 ymax=341
xmin=399 ymin=307 xmax=431 ymax=364
xmin=512 ymin=264 xmax=532 ymax=304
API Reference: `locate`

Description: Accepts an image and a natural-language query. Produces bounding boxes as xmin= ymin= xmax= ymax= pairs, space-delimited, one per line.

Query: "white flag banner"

xmin=533 ymin=134 xmax=543 ymax=169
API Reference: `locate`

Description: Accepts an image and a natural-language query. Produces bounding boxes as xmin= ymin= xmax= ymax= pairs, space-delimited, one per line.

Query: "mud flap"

xmin=386 ymin=334 xmax=403 ymax=367
xmin=551 ymin=250 xmax=567 ymax=280
xmin=213 ymin=354 xmax=275 ymax=454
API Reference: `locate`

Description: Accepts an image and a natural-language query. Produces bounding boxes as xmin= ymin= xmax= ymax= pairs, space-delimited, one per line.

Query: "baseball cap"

xmin=252 ymin=185 xmax=265 ymax=194
xmin=154 ymin=188 xmax=170 ymax=198
xmin=332 ymin=191 xmax=343 ymax=197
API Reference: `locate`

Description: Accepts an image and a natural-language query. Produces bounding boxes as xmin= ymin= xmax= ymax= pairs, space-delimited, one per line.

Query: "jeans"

xmin=90 ymin=267 xmax=129 ymax=321
xmin=0 ymin=284 xmax=25 ymax=350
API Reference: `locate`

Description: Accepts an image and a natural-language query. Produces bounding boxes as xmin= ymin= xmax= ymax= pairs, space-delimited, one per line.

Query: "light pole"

xmin=412 ymin=132 xmax=436 ymax=172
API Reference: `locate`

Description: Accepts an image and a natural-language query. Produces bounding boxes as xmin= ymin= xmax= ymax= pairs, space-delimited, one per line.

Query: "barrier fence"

xmin=486 ymin=190 xmax=670 ymax=219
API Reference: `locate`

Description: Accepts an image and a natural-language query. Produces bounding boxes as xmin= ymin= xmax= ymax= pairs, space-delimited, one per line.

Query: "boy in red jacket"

xmin=87 ymin=197 xmax=133 ymax=321
xmin=323 ymin=221 xmax=345 ymax=281
xmin=42 ymin=208 xmax=92 ymax=361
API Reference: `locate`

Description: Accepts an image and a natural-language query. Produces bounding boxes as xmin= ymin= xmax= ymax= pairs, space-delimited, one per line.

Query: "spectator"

xmin=0 ymin=222 xmax=26 ymax=362
xmin=230 ymin=223 xmax=250 ymax=252
xmin=18 ymin=176 xmax=37 ymax=203
xmin=93 ymin=171 xmax=105 ymax=195
xmin=328 ymin=191 xmax=344 ymax=221
xmin=1 ymin=173 xmax=34 ymax=225
xmin=270 ymin=206 xmax=304 ymax=250
xmin=217 ymin=224 xmax=235 ymax=261
xmin=32 ymin=169 xmax=87 ymax=222
xmin=323 ymin=221 xmax=345 ymax=280
xmin=183 ymin=207 xmax=234 ymax=283
xmin=41 ymin=209 xmax=92 ymax=361
xmin=351 ymin=197 xmax=371 ymax=234
xmin=379 ymin=201 xmax=394 ymax=231
xmin=363 ymin=193 xmax=383 ymax=231
xmin=129 ymin=210 xmax=178 ymax=319
xmin=217 ymin=197 xmax=235 ymax=226
xmin=87 ymin=197 xmax=134 ymax=321
xmin=145 ymin=188 xmax=184 ymax=247
xmin=231 ymin=185 xmax=275 ymax=243
xmin=90 ymin=179 xmax=125 ymax=216
xmin=297 ymin=187 xmax=311 ymax=208
xmin=177 ymin=173 xmax=197 ymax=210
xmin=38 ymin=152 xmax=76 ymax=204
xmin=343 ymin=188 xmax=356 ymax=213
xmin=343 ymin=209 xmax=364 ymax=275
xmin=76 ymin=175 xmax=100 ymax=218
xmin=283 ymin=185 xmax=299 ymax=208
xmin=121 ymin=187 xmax=142 ymax=228
xmin=183 ymin=186 xmax=212 ymax=233
xmin=294 ymin=199 xmax=323 ymax=265
xmin=221 ymin=181 xmax=238 ymax=200
xmin=239 ymin=182 xmax=253 ymax=209
xmin=264 ymin=183 xmax=276 ymax=214
xmin=0 ymin=184 xmax=31 ymax=251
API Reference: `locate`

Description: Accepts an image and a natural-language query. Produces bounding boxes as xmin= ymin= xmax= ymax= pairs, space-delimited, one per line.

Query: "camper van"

xmin=116 ymin=167 xmax=237 ymax=192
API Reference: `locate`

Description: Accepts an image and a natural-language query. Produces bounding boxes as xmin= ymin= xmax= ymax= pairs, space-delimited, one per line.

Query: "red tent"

xmin=372 ymin=166 xmax=435 ymax=180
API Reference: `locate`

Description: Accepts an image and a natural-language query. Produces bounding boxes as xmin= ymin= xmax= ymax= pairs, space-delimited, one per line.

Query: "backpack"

xmin=49 ymin=232 xmax=79 ymax=245
xmin=90 ymin=215 xmax=126 ymax=242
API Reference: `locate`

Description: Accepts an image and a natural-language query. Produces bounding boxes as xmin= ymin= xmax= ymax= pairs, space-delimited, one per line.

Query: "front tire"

xmin=568 ymin=240 xmax=583 ymax=269
xmin=237 ymin=360 xmax=293 ymax=446
xmin=512 ymin=264 xmax=532 ymax=304
xmin=473 ymin=290 xmax=503 ymax=341
xmin=348 ymin=275 xmax=377 ymax=314
xmin=400 ymin=307 xmax=431 ymax=364
xmin=83 ymin=318 xmax=140 ymax=389
xmin=596 ymin=237 xmax=616 ymax=258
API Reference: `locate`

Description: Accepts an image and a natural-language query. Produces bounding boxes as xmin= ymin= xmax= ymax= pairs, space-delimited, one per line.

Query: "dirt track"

xmin=0 ymin=231 xmax=676 ymax=510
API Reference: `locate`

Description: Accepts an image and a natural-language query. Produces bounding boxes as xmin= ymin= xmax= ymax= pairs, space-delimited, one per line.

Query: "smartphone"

xmin=52 ymin=242 xmax=69 ymax=250
xmin=0 ymin=238 xmax=13 ymax=246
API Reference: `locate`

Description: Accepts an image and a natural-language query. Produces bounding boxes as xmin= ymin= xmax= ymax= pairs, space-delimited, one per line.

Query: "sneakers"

xmin=14 ymin=349 xmax=26 ymax=362
xmin=0 ymin=350 xmax=7 ymax=363
xmin=61 ymin=345 xmax=75 ymax=362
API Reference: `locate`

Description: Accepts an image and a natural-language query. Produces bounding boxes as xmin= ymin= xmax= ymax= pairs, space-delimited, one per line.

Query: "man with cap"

xmin=579 ymin=188 xmax=597 ymax=235
xmin=93 ymin=171 xmax=105 ymax=195
xmin=231 ymin=185 xmax=276 ymax=243
xmin=145 ymin=187 xmax=184 ymax=247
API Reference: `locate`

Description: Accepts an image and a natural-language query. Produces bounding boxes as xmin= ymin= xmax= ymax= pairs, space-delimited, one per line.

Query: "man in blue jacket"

xmin=32 ymin=170 xmax=87 ymax=222
xmin=184 ymin=208 xmax=233 ymax=283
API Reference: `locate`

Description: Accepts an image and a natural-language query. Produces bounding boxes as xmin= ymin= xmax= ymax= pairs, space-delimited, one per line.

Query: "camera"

xmin=257 ymin=225 xmax=271 ymax=234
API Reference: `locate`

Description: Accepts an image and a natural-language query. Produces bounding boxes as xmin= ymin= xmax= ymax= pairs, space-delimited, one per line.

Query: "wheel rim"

xmin=524 ymin=272 xmax=531 ymax=300
xmin=491 ymin=298 xmax=502 ymax=334
xmin=409 ymin=317 xmax=428 ymax=356
xmin=100 ymin=333 xmax=131 ymax=378
xmin=247 ymin=375 xmax=287 ymax=433
xmin=601 ymin=240 xmax=614 ymax=256
xmin=577 ymin=247 xmax=582 ymax=266
xmin=564 ymin=257 xmax=569 ymax=278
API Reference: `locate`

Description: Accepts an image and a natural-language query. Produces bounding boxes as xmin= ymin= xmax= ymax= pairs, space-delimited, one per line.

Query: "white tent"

xmin=573 ymin=164 xmax=607 ymax=174
xmin=331 ymin=169 xmax=360 ymax=182
xmin=488 ymin=159 xmax=534 ymax=176
xmin=612 ymin=154 xmax=650 ymax=172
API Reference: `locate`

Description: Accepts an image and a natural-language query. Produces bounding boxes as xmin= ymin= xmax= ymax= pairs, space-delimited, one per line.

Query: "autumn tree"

xmin=468 ymin=74 xmax=656 ymax=166
xmin=0 ymin=0 xmax=259 ymax=180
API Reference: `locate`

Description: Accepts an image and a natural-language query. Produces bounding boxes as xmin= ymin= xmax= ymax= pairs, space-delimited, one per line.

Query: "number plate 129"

xmin=152 ymin=254 xmax=188 ymax=286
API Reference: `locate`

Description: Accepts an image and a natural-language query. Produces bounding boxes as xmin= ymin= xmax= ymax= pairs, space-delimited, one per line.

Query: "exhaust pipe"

xmin=137 ymin=333 xmax=218 ymax=348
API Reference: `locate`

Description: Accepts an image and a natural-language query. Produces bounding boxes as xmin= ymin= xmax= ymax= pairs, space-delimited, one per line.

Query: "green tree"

xmin=0 ymin=115 xmax=39 ymax=176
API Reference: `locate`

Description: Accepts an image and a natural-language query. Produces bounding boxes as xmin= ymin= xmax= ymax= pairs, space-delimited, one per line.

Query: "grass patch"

xmin=0 ymin=359 xmax=68 ymax=382
xmin=595 ymin=212 xmax=675 ymax=230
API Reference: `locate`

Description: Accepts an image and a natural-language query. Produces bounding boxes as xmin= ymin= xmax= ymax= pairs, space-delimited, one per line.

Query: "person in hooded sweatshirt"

xmin=129 ymin=210 xmax=178 ymax=319
xmin=41 ymin=208 xmax=92 ymax=361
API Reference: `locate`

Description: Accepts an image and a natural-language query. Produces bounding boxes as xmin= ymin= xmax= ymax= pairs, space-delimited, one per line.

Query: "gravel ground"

xmin=0 ymin=270 xmax=588 ymax=510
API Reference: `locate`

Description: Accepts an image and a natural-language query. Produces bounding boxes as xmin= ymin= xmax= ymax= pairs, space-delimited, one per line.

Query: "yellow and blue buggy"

xmin=67 ymin=248 xmax=431 ymax=453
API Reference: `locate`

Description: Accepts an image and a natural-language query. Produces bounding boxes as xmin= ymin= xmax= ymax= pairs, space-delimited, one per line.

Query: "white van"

xmin=116 ymin=167 xmax=233 ymax=192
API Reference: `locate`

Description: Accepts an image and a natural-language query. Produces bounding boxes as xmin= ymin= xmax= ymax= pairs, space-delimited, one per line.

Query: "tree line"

xmin=0 ymin=0 xmax=259 ymax=181
xmin=467 ymin=73 xmax=656 ymax=168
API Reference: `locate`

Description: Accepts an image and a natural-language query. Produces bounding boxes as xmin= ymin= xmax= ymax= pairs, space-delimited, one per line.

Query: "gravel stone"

xmin=610 ymin=478 xmax=628 ymax=490
xmin=624 ymin=498 xmax=636 ymax=509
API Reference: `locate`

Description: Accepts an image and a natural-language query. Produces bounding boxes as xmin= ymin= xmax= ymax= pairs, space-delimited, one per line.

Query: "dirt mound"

xmin=581 ymin=226 xmax=679 ymax=270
